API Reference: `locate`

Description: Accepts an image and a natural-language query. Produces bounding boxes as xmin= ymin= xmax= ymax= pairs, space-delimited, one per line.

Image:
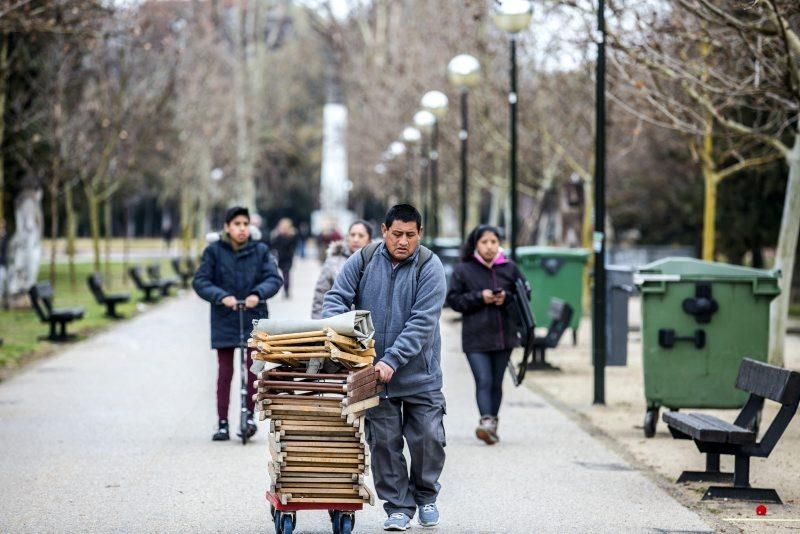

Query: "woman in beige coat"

xmin=310 ymin=220 xmax=373 ymax=319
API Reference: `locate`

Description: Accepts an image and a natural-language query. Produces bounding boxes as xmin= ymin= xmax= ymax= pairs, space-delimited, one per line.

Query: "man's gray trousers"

xmin=364 ymin=389 xmax=446 ymax=517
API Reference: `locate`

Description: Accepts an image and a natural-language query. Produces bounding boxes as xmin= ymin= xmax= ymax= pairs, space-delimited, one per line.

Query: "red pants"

xmin=216 ymin=347 xmax=257 ymax=420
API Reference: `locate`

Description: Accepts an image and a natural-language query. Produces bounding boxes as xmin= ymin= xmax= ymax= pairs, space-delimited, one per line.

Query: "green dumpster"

xmin=516 ymin=246 xmax=590 ymax=340
xmin=635 ymin=257 xmax=780 ymax=437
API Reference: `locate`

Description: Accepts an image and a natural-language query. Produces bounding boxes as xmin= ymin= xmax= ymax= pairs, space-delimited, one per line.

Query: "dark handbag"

xmin=507 ymin=277 xmax=536 ymax=386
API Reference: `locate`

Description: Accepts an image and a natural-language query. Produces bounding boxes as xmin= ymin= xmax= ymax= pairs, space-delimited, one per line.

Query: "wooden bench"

xmin=28 ymin=282 xmax=85 ymax=341
xmin=170 ymin=257 xmax=195 ymax=288
xmin=526 ymin=298 xmax=573 ymax=370
xmin=146 ymin=264 xmax=178 ymax=297
xmin=128 ymin=266 xmax=161 ymax=302
xmin=663 ymin=358 xmax=800 ymax=503
xmin=87 ymin=273 xmax=130 ymax=319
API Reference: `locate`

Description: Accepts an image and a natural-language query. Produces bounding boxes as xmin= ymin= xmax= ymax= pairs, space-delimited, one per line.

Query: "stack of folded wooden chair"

xmin=249 ymin=327 xmax=376 ymax=369
xmin=254 ymin=363 xmax=382 ymax=506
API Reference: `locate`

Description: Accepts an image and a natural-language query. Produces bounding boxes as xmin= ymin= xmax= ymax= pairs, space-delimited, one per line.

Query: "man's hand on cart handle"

xmin=375 ymin=361 xmax=394 ymax=383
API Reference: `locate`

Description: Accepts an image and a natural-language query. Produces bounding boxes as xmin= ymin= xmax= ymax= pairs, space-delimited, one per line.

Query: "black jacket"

xmin=193 ymin=237 xmax=283 ymax=349
xmin=446 ymin=257 xmax=527 ymax=353
xmin=271 ymin=233 xmax=298 ymax=271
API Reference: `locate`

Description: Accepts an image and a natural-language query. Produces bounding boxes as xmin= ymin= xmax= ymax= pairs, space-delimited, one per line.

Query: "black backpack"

xmin=356 ymin=242 xmax=433 ymax=295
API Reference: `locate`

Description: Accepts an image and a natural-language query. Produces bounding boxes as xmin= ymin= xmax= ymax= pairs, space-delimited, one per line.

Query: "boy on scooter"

xmin=193 ymin=206 xmax=283 ymax=441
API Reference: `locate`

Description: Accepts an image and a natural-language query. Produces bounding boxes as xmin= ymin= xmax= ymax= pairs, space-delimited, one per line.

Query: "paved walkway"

xmin=0 ymin=258 xmax=712 ymax=533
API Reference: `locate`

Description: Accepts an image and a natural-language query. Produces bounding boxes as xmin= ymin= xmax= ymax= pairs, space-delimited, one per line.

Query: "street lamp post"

xmin=413 ymin=110 xmax=436 ymax=234
xmin=421 ymin=91 xmax=448 ymax=240
xmin=401 ymin=126 xmax=422 ymax=206
xmin=593 ymin=0 xmax=608 ymax=405
xmin=491 ymin=0 xmax=532 ymax=262
xmin=388 ymin=141 xmax=407 ymax=203
xmin=448 ymin=54 xmax=481 ymax=243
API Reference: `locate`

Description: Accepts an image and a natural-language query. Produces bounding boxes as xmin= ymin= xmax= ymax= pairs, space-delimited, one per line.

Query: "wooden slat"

xmin=342 ymin=396 xmax=380 ymax=414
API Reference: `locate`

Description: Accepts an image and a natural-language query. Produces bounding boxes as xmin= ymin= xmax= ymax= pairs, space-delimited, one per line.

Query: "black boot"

xmin=212 ymin=419 xmax=230 ymax=441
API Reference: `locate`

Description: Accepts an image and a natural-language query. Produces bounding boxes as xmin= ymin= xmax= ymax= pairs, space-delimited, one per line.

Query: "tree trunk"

xmin=48 ymin=181 xmax=59 ymax=286
xmin=0 ymin=34 xmax=8 ymax=225
xmin=103 ymin=193 xmax=112 ymax=280
xmin=701 ymin=130 xmax=717 ymax=261
xmin=232 ymin=4 xmax=256 ymax=211
xmin=6 ymin=188 xmax=43 ymax=298
xmin=87 ymin=191 xmax=101 ymax=273
xmin=179 ymin=187 xmax=193 ymax=258
xmin=768 ymin=131 xmax=800 ymax=366
xmin=64 ymin=183 xmax=76 ymax=287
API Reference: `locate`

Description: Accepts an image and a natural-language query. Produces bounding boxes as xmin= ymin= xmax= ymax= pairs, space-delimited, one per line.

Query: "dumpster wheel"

xmin=644 ymin=407 xmax=659 ymax=438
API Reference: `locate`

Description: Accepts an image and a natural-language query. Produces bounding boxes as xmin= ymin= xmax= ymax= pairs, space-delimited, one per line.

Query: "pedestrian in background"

xmin=270 ymin=217 xmax=298 ymax=298
xmin=446 ymin=224 xmax=528 ymax=445
xmin=316 ymin=223 xmax=343 ymax=263
xmin=297 ymin=221 xmax=310 ymax=259
xmin=311 ymin=220 xmax=372 ymax=320
xmin=193 ymin=206 xmax=282 ymax=441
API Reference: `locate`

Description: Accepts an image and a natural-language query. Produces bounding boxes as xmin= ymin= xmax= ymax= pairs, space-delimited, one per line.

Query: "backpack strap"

xmin=415 ymin=246 xmax=433 ymax=284
xmin=355 ymin=242 xmax=381 ymax=297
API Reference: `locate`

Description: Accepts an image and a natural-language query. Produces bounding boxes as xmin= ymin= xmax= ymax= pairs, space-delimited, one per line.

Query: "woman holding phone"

xmin=446 ymin=224 xmax=529 ymax=445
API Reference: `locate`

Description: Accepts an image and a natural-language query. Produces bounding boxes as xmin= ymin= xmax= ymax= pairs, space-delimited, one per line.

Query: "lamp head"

xmin=448 ymin=54 xmax=481 ymax=89
xmin=421 ymin=91 xmax=449 ymax=118
xmin=413 ymin=110 xmax=436 ymax=134
xmin=491 ymin=0 xmax=533 ymax=34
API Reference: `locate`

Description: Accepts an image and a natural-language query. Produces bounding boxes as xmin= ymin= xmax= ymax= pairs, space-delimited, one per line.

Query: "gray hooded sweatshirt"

xmin=322 ymin=242 xmax=447 ymax=398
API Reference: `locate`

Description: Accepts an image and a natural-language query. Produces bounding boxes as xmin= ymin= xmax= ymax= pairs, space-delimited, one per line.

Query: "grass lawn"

xmin=0 ymin=258 xmax=178 ymax=375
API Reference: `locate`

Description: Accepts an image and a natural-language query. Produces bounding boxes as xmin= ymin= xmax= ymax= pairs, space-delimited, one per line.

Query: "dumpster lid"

xmin=515 ymin=246 xmax=591 ymax=259
xmin=636 ymin=257 xmax=780 ymax=281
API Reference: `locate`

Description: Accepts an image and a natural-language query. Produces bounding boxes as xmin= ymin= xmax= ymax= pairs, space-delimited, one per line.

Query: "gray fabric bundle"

xmin=253 ymin=310 xmax=374 ymax=347
xmin=250 ymin=310 xmax=375 ymax=374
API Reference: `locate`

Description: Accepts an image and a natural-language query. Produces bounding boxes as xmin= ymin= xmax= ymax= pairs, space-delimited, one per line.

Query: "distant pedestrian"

xmin=323 ymin=204 xmax=447 ymax=531
xmin=193 ymin=206 xmax=283 ymax=442
xmin=310 ymin=220 xmax=372 ymax=320
xmin=297 ymin=221 xmax=310 ymax=259
xmin=270 ymin=218 xmax=298 ymax=298
xmin=446 ymin=224 xmax=529 ymax=445
xmin=316 ymin=223 xmax=343 ymax=263
xmin=161 ymin=213 xmax=173 ymax=253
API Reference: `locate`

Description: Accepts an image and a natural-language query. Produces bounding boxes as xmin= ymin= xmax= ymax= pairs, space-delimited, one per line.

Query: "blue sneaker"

xmin=383 ymin=513 xmax=411 ymax=531
xmin=418 ymin=503 xmax=439 ymax=527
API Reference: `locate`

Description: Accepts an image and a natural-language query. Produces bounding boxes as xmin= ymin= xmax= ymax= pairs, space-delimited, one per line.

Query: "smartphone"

xmin=492 ymin=288 xmax=503 ymax=295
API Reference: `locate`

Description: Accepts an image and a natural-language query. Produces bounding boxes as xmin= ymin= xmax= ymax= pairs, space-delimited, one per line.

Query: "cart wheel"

xmin=644 ymin=407 xmax=659 ymax=438
xmin=281 ymin=514 xmax=294 ymax=534
xmin=331 ymin=511 xmax=341 ymax=534
xmin=273 ymin=511 xmax=282 ymax=534
xmin=339 ymin=513 xmax=354 ymax=534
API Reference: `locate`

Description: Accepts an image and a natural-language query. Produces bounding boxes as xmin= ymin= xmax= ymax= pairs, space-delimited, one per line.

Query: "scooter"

xmin=234 ymin=298 xmax=266 ymax=445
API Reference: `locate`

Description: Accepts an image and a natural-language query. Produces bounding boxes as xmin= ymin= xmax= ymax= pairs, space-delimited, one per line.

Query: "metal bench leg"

xmin=106 ymin=302 xmax=123 ymax=319
xmin=676 ymin=452 xmax=733 ymax=483
xmin=703 ymin=454 xmax=782 ymax=503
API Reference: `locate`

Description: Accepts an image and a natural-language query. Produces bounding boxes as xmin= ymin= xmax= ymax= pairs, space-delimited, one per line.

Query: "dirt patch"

xmin=522 ymin=316 xmax=800 ymax=533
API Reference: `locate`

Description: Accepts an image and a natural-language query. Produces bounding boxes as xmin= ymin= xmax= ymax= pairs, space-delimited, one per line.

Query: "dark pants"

xmin=365 ymin=390 xmax=446 ymax=518
xmin=465 ymin=349 xmax=512 ymax=417
xmin=216 ymin=347 xmax=256 ymax=420
xmin=280 ymin=267 xmax=291 ymax=296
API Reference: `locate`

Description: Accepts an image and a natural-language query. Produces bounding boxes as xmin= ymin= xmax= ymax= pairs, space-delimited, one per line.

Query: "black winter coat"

xmin=271 ymin=233 xmax=298 ymax=271
xmin=193 ymin=238 xmax=283 ymax=349
xmin=446 ymin=257 xmax=527 ymax=353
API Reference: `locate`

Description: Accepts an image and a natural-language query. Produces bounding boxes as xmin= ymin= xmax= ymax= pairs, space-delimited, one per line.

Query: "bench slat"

xmin=736 ymin=358 xmax=800 ymax=406
xmin=662 ymin=412 xmax=755 ymax=444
